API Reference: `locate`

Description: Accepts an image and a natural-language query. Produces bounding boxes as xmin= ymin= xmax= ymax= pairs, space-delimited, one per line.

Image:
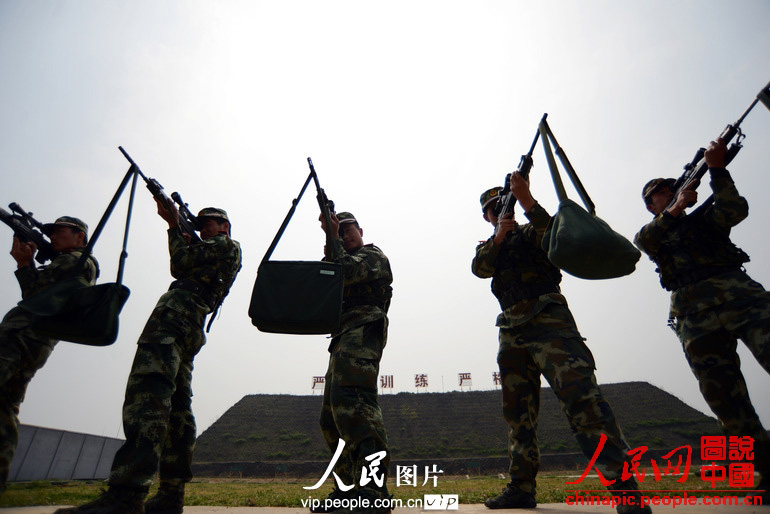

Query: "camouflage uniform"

xmin=635 ymin=168 xmax=770 ymax=482
xmin=107 ymin=219 xmax=241 ymax=495
xmin=319 ymin=213 xmax=393 ymax=502
xmin=0 ymin=218 xmax=98 ymax=493
xmin=473 ymin=200 xmax=632 ymax=497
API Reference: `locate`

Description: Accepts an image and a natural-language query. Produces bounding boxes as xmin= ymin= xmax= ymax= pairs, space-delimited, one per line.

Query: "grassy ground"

xmin=0 ymin=473 xmax=760 ymax=508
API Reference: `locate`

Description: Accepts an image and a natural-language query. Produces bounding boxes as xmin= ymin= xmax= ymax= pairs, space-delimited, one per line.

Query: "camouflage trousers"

xmin=498 ymin=303 xmax=630 ymax=495
xmin=319 ymin=319 xmax=389 ymax=496
xmin=108 ymin=305 xmax=205 ymax=492
xmin=674 ymin=290 xmax=770 ymax=478
xmin=0 ymin=311 xmax=56 ymax=493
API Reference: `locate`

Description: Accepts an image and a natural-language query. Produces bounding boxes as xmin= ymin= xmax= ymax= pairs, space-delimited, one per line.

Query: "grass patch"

xmin=278 ymin=432 xmax=308 ymax=442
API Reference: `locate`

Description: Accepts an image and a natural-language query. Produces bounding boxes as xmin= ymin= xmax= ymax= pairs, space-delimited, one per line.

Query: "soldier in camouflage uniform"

xmin=473 ymin=173 xmax=650 ymax=514
xmin=56 ymin=202 xmax=241 ymax=514
xmin=635 ymin=137 xmax=770 ymax=503
xmin=0 ymin=217 xmax=98 ymax=495
xmin=313 ymin=212 xmax=393 ymax=514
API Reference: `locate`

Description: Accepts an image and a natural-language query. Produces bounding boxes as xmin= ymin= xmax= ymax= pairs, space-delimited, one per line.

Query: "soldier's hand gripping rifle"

xmin=494 ymin=113 xmax=547 ymax=219
xmin=118 ymin=147 xmax=201 ymax=243
xmin=667 ymin=80 xmax=770 ymax=212
xmin=0 ymin=203 xmax=57 ymax=264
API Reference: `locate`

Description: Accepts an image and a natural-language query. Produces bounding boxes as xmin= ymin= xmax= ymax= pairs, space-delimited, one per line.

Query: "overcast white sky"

xmin=1 ymin=0 xmax=769 ymax=442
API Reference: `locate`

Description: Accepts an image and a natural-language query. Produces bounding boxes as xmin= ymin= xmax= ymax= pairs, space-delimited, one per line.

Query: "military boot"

xmin=607 ymin=478 xmax=652 ymax=514
xmin=483 ymin=483 xmax=536 ymax=509
xmin=54 ymin=486 xmax=146 ymax=514
xmin=144 ymin=485 xmax=184 ymax=514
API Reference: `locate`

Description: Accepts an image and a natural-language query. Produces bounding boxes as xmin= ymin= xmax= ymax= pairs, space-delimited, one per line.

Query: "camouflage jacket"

xmin=325 ymin=238 xmax=393 ymax=336
xmin=472 ymin=202 xmax=567 ymax=328
xmin=4 ymin=248 xmax=99 ymax=331
xmin=634 ymin=168 xmax=758 ymax=317
xmin=157 ymin=228 xmax=242 ymax=321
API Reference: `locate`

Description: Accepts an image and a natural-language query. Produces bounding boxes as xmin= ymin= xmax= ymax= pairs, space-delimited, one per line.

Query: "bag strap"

xmin=74 ymin=163 xmax=140 ymax=286
xmin=260 ymin=158 xmax=339 ymax=264
xmin=115 ymin=167 xmax=139 ymax=285
xmin=538 ymin=118 xmax=596 ymax=216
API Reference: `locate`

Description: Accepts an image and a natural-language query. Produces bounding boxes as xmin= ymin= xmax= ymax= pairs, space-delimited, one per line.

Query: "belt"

xmin=168 ymin=279 xmax=216 ymax=310
xmin=498 ymin=282 xmax=560 ymax=310
xmin=343 ymin=296 xmax=389 ymax=310
xmin=665 ymin=266 xmax=742 ymax=291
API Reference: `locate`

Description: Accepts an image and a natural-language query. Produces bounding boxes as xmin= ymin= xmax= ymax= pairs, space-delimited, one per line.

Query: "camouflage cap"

xmin=480 ymin=187 xmax=502 ymax=212
xmin=197 ymin=207 xmax=230 ymax=223
xmin=336 ymin=211 xmax=358 ymax=225
xmin=42 ymin=216 xmax=88 ymax=237
xmin=642 ymin=178 xmax=675 ymax=204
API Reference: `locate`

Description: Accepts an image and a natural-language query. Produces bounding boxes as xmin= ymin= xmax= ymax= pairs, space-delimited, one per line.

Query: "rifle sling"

xmin=73 ymin=163 xmax=139 ymax=285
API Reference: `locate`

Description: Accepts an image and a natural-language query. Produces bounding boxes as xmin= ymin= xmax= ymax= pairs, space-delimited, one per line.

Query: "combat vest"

xmin=170 ymin=235 xmax=242 ymax=310
xmin=24 ymin=249 xmax=100 ymax=296
xmin=342 ymin=244 xmax=393 ymax=312
xmin=65 ymin=249 xmax=100 ymax=285
xmin=209 ymin=237 xmax=242 ymax=308
xmin=652 ymin=211 xmax=749 ymax=291
xmin=492 ymin=227 xmax=562 ymax=310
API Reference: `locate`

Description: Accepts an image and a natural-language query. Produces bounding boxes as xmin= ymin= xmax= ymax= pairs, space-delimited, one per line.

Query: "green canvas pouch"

xmin=538 ymin=117 xmax=641 ymax=279
xmin=543 ymin=199 xmax=641 ymax=279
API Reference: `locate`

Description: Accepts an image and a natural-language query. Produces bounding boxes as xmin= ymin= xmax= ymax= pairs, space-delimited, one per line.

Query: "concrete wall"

xmin=9 ymin=424 xmax=123 ymax=482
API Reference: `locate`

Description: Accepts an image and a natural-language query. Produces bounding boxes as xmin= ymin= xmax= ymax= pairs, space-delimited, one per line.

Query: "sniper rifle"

xmin=495 ymin=113 xmax=547 ymax=218
xmin=307 ymin=157 xmax=338 ymax=236
xmin=667 ymin=80 xmax=770 ymax=213
xmin=118 ymin=146 xmax=201 ymax=242
xmin=0 ymin=203 xmax=57 ymax=264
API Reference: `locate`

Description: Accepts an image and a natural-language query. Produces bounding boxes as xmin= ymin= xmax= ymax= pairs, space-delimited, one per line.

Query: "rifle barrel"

xmin=726 ymin=80 xmax=770 ymax=132
xmin=734 ymin=98 xmax=759 ymax=128
xmin=526 ymin=113 xmax=547 ymax=156
xmin=118 ymin=146 xmax=134 ymax=165
xmin=118 ymin=146 xmax=149 ymax=180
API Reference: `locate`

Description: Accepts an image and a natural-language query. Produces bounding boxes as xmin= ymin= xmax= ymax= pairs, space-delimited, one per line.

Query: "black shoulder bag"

xmin=17 ymin=163 xmax=140 ymax=345
xmin=249 ymin=158 xmax=343 ymax=334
